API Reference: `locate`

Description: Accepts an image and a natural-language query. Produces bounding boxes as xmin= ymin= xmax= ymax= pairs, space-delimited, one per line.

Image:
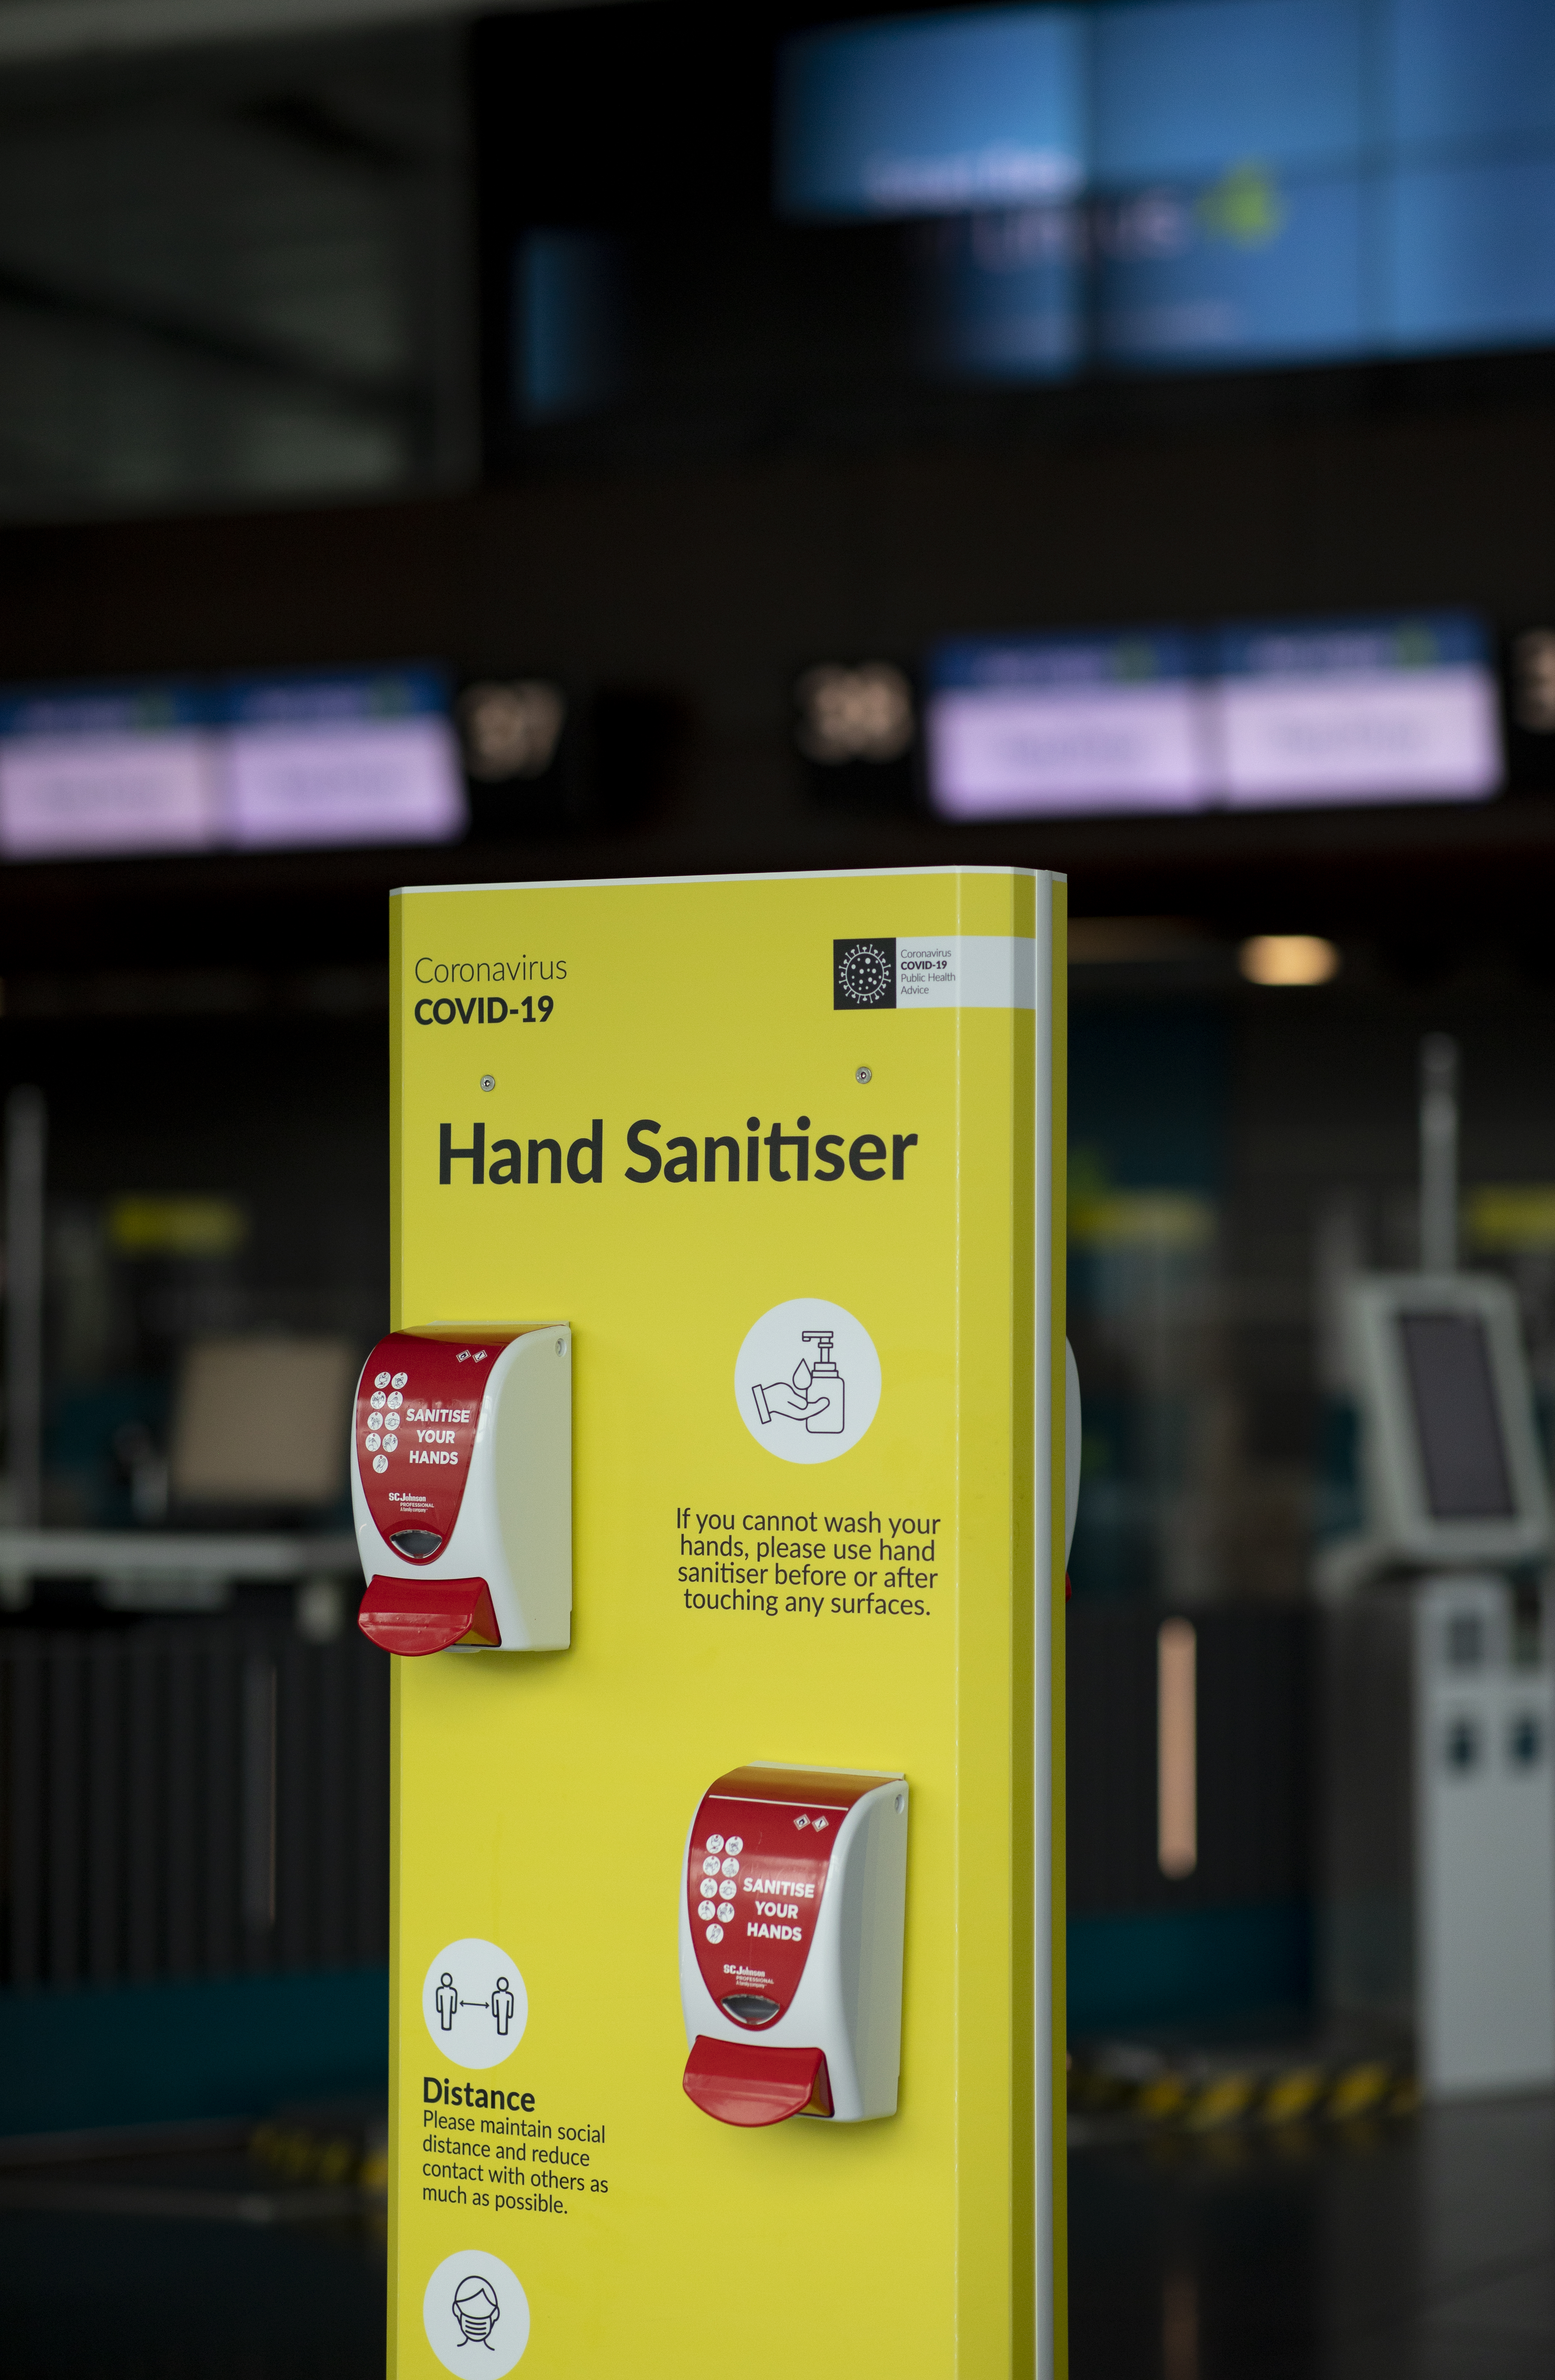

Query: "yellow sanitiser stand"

xmin=387 ymin=871 xmax=1067 ymax=2380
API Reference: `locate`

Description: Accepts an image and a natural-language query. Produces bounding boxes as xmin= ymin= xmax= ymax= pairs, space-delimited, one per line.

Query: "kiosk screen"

xmin=1398 ymin=1310 xmax=1516 ymax=1521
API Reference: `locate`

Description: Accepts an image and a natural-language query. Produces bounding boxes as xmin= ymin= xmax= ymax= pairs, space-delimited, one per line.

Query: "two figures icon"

xmin=752 ymin=1328 xmax=845 ymax=1437
xmin=436 ymin=1972 xmax=516 ymax=2036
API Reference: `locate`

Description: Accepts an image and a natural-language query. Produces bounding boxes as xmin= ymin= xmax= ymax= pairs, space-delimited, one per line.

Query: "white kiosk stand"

xmin=1318 ymin=1037 xmax=1555 ymax=2096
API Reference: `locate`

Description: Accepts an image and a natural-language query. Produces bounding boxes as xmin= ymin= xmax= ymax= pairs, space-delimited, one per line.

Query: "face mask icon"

xmin=424 ymin=2249 xmax=528 ymax=2376
xmin=453 ymin=2276 xmax=501 ymax=2349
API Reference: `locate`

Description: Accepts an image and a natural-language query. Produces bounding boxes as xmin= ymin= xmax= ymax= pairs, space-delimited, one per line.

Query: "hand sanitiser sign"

xmin=378 ymin=867 xmax=1069 ymax=2380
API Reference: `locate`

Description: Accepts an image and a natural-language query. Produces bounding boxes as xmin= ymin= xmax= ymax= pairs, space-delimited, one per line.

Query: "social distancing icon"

xmin=422 ymin=1938 xmax=528 ymax=2068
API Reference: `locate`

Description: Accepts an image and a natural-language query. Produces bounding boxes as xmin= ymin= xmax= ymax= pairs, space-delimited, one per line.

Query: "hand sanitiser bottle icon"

xmin=801 ymin=1330 xmax=845 ymax=1435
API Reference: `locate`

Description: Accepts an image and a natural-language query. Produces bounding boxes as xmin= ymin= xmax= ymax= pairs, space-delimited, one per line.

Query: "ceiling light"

xmin=1239 ymin=934 xmax=1339 ymax=987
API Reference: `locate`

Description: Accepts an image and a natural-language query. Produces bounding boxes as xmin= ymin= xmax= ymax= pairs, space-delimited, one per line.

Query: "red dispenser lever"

xmin=682 ymin=2037 xmax=833 ymax=2126
xmin=358 ymin=1575 xmax=500 ymax=1656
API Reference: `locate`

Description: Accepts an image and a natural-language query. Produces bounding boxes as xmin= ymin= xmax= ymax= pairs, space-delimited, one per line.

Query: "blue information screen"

xmin=778 ymin=0 xmax=1555 ymax=380
xmin=776 ymin=8 xmax=1087 ymax=218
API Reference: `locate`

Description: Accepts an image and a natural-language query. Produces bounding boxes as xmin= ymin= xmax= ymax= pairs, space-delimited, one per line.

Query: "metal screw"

xmin=480 ymin=1074 xmax=496 ymax=1093
xmin=855 ymin=1065 xmax=872 ymax=1085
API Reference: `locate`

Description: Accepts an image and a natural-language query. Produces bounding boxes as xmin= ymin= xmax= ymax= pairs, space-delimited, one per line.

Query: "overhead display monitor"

xmin=0 ymin=685 xmax=219 ymax=861
xmin=1093 ymin=164 xmax=1371 ymax=370
xmin=1091 ymin=0 xmax=1367 ymax=188
xmin=925 ymin=630 xmax=1206 ymax=820
xmin=923 ymin=609 xmax=1502 ymax=819
xmin=221 ymin=669 xmax=466 ymax=852
xmin=474 ymin=2 xmax=1555 ymax=473
xmin=773 ymin=0 xmax=1555 ymax=383
xmin=0 ymin=666 xmax=467 ymax=862
xmin=1215 ymin=614 xmax=1501 ymax=808
xmin=775 ymin=7 xmax=1087 ymax=220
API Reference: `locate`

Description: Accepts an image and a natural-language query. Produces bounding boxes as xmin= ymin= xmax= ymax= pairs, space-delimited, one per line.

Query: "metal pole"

xmin=1419 ymin=1033 xmax=1459 ymax=1275
xmin=5 ymin=1085 xmax=46 ymax=1526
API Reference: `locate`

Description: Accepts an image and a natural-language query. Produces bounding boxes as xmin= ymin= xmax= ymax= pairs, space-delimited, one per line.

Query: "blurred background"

xmin=4 ymin=0 xmax=1555 ymax=2373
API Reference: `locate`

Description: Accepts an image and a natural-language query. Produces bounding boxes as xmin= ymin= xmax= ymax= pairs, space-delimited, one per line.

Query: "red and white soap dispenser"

xmin=679 ymin=1762 xmax=908 ymax=2126
xmin=351 ymin=1323 xmax=571 ymax=1656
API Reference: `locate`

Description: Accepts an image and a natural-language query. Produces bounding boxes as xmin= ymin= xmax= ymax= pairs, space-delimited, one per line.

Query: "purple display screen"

xmin=0 ymin=669 xmax=467 ymax=862
xmin=926 ymin=631 xmax=1205 ymax=821
xmin=925 ymin=614 xmax=1501 ymax=821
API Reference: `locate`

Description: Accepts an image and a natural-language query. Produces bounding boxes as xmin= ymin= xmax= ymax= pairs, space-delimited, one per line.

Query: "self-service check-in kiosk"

xmin=376 ymin=869 xmax=1067 ymax=2380
xmin=1319 ymin=1040 xmax=1555 ymax=2096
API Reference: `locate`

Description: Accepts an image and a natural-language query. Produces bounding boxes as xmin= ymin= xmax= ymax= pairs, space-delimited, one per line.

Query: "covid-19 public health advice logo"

xmin=834 ymin=938 xmax=896 ymax=1009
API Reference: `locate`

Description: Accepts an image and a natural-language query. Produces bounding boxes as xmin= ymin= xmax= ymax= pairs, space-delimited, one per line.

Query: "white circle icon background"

xmin=734 ymin=1299 xmax=881 ymax=1465
xmin=424 ymin=2249 xmax=530 ymax=2377
xmin=422 ymin=1938 xmax=527 ymax=2069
